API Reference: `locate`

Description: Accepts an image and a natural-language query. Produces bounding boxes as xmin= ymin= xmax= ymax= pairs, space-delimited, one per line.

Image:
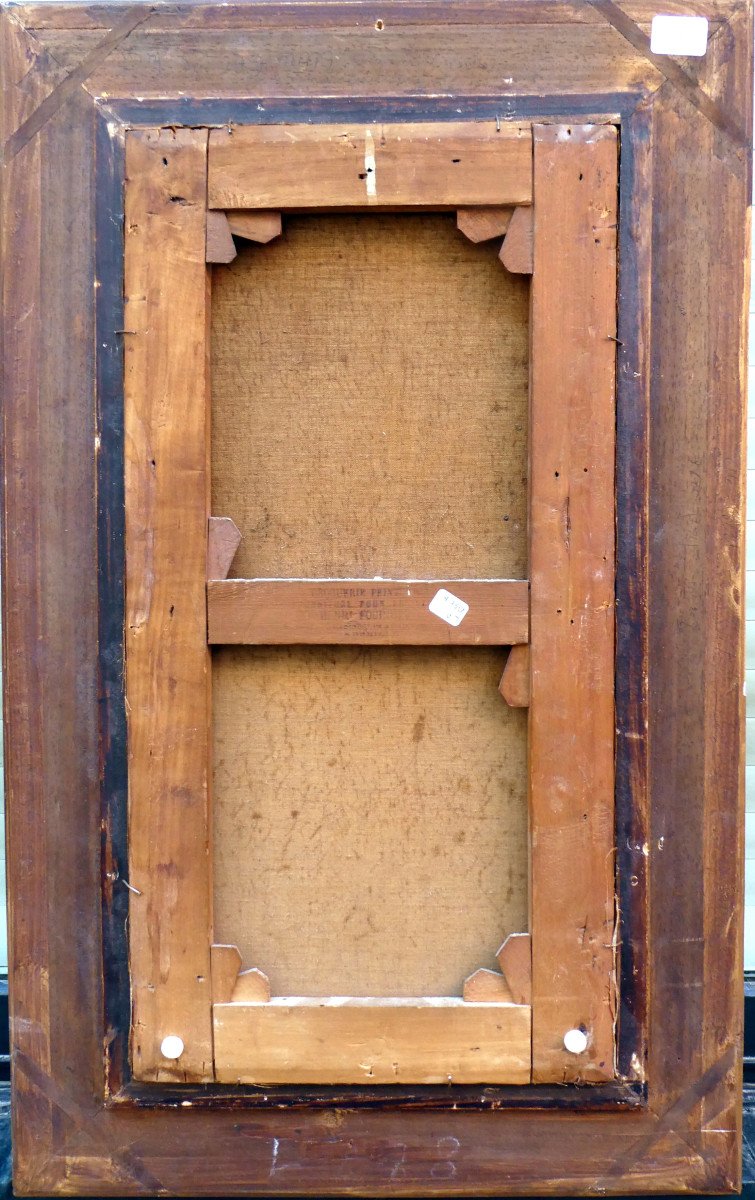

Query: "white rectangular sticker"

xmin=650 ymin=14 xmax=708 ymax=56
xmin=428 ymin=588 xmax=469 ymax=627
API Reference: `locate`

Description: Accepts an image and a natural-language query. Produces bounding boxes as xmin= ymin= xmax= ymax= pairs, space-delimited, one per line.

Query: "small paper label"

xmin=428 ymin=588 xmax=469 ymax=627
xmin=650 ymin=14 xmax=708 ymax=57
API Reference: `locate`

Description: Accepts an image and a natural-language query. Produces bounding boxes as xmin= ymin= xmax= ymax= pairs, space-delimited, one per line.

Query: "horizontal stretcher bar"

xmin=207 ymin=578 xmax=530 ymax=645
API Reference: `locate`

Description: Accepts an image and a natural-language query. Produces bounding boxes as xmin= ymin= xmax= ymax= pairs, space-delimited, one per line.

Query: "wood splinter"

xmin=499 ymin=644 xmax=530 ymax=707
xmin=456 ymin=207 xmax=513 ymax=243
xmin=207 ymin=516 xmax=242 ymax=580
xmin=206 ymin=211 xmax=237 ymax=263
xmin=499 ymin=205 xmax=533 ymax=274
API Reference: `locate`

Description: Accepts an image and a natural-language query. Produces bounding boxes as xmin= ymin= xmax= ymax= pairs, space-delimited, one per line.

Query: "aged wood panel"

xmin=213 ymin=646 xmax=528 ymax=997
xmin=34 ymin=89 xmax=110 ymax=1178
xmin=208 ymin=123 xmax=532 ymax=209
xmin=15 ymin=1 xmax=734 ymax=30
xmin=211 ymin=213 xmax=529 ymax=580
xmin=689 ymin=1 xmax=753 ymax=168
xmin=529 ymin=124 xmax=618 ymax=1084
xmin=207 ymin=579 xmax=529 ymax=645
xmin=213 ymin=999 xmax=532 ymax=1085
xmin=0 ymin=16 xmax=78 ymax=1187
xmin=697 ymin=13 xmax=751 ymax=1170
xmin=123 ymin=129 xmax=214 ymax=1083
xmin=26 ymin=24 xmax=662 ymax=100
xmin=647 ymin=82 xmax=749 ymax=1162
xmin=57 ymin=1108 xmax=711 ymax=1195
xmin=1 ymin=7 xmax=69 ymax=128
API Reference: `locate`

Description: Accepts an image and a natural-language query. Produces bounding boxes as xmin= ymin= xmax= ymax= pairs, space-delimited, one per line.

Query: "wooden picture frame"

xmin=0 ymin=0 xmax=751 ymax=1193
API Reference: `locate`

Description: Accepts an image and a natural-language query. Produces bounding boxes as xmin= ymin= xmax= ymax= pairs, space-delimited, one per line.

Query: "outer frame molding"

xmin=0 ymin=1 xmax=750 ymax=1195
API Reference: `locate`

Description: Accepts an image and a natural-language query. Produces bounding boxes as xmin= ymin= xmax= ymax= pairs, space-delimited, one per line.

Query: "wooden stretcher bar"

xmin=213 ymin=997 xmax=531 ymax=1085
xmin=207 ymin=122 xmax=533 ymax=210
xmin=207 ymin=578 xmax=530 ymax=645
xmin=528 ymin=124 xmax=618 ymax=1083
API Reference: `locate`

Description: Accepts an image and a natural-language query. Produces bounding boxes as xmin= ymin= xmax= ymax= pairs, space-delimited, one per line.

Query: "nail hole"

xmin=375 ymin=18 xmax=384 ymax=29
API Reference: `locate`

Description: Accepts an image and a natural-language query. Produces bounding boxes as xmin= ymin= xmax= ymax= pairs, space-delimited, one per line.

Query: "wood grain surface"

xmin=529 ymin=124 xmax=618 ymax=1084
xmin=213 ymin=999 xmax=532 ymax=1085
xmin=207 ymin=579 xmax=529 ymax=645
xmin=14 ymin=1 xmax=736 ymax=30
xmin=1 ymin=17 xmax=85 ymax=1185
xmin=22 ymin=20 xmax=664 ymax=101
xmin=208 ymin=123 xmax=532 ymax=209
xmin=123 ymin=129 xmax=214 ymax=1083
xmin=647 ymin=71 xmax=749 ymax=1153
